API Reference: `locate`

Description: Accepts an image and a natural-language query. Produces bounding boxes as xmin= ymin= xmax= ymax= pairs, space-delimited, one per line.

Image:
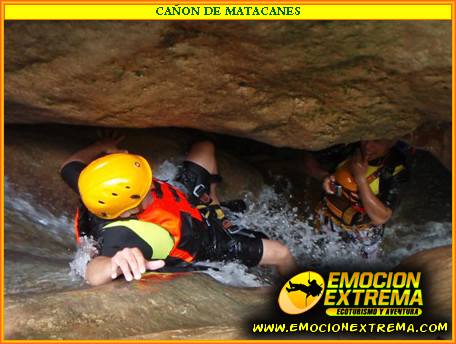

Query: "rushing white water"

xmin=4 ymin=159 xmax=452 ymax=292
xmin=4 ymin=177 xmax=74 ymax=248
xmin=68 ymin=236 xmax=99 ymax=280
xmin=231 ymin=186 xmax=452 ymax=269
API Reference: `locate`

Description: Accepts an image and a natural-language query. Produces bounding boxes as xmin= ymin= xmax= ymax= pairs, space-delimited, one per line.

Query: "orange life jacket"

xmin=321 ymin=157 xmax=405 ymax=230
xmin=137 ymin=179 xmax=206 ymax=263
xmin=75 ymin=179 xmax=208 ymax=263
xmin=323 ymin=162 xmax=383 ymax=229
xmin=74 ymin=207 xmax=81 ymax=243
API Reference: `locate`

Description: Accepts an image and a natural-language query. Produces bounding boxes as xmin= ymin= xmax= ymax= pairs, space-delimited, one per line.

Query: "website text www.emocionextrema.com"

xmin=251 ymin=321 xmax=448 ymax=334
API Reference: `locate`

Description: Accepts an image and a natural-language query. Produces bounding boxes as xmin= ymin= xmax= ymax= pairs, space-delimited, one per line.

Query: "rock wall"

xmin=397 ymin=245 xmax=452 ymax=320
xmin=4 ymin=273 xmax=269 ymax=340
xmin=403 ymin=122 xmax=452 ymax=170
xmin=5 ymin=125 xmax=264 ymax=217
xmin=3 ymin=20 xmax=453 ymax=337
xmin=6 ymin=246 xmax=452 ymax=340
xmin=5 ymin=21 xmax=451 ymax=151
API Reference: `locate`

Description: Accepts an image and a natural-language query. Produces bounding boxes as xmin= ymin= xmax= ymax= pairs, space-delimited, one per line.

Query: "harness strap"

xmin=169 ymin=186 xmax=181 ymax=202
xmin=74 ymin=207 xmax=81 ymax=243
xmin=153 ymin=180 xmax=163 ymax=198
xmin=366 ymin=166 xmax=384 ymax=184
xmin=318 ymin=206 xmax=373 ymax=232
xmin=197 ymin=202 xmax=226 ymax=221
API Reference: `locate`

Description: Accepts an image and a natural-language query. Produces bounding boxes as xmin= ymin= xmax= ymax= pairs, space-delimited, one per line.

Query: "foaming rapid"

xmin=68 ymin=236 xmax=99 ymax=280
xmin=383 ymin=221 xmax=452 ymax=266
xmin=229 ymin=186 xmax=452 ymax=272
xmin=4 ymin=158 xmax=452 ymax=292
xmin=158 ymin=160 xmax=451 ymax=285
xmin=4 ymin=178 xmax=78 ymax=295
xmin=4 ymin=178 xmax=74 ymax=250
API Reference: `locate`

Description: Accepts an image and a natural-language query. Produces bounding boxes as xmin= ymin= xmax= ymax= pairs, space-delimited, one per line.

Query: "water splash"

xmin=5 ymin=159 xmax=452 ymax=291
xmin=228 ymin=184 xmax=452 ymax=272
xmin=383 ymin=221 xmax=452 ymax=267
xmin=4 ymin=178 xmax=74 ymax=247
xmin=195 ymin=261 xmax=265 ymax=287
xmin=154 ymin=159 xmax=181 ymax=181
xmin=227 ymin=186 xmax=367 ymax=273
xmin=69 ymin=236 xmax=99 ymax=280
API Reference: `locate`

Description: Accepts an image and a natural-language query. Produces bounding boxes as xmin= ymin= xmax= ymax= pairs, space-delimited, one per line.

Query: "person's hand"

xmin=349 ymin=149 xmax=368 ymax=180
xmin=97 ymin=136 xmax=128 ymax=154
xmin=111 ymin=247 xmax=165 ymax=282
xmin=96 ymin=129 xmax=128 ymax=154
xmin=322 ymin=174 xmax=336 ymax=194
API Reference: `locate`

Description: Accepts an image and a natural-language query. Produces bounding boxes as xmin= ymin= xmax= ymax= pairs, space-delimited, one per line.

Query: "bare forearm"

xmin=85 ymin=256 xmax=113 ymax=286
xmin=60 ymin=142 xmax=109 ymax=171
xmin=84 ymin=248 xmax=166 ymax=286
xmin=356 ymin=177 xmax=392 ymax=225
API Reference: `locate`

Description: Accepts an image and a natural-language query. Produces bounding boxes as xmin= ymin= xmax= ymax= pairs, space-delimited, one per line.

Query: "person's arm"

xmin=59 ymin=136 xmax=126 ymax=173
xmin=355 ymin=178 xmax=392 ymax=225
xmin=85 ymin=249 xmax=165 ymax=286
xmin=349 ymin=150 xmax=392 ymax=225
xmin=85 ymin=222 xmax=174 ymax=286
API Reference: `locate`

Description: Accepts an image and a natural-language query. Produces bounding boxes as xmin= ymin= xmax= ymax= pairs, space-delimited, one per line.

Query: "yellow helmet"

xmin=78 ymin=153 xmax=152 ymax=219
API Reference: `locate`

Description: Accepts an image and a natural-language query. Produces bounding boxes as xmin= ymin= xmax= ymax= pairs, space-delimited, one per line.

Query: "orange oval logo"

xmin=278 ymin=271 xmax=325 ymax=315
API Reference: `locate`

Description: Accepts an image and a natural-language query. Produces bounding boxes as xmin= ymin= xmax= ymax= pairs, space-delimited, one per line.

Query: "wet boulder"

xmin=396 ymin=245 xmax=452 ymax=320
xmin=5 ymin=21 xmax=451 ymax=152
xmin=5 ymin=125 xmax=264 ymax=217
xmin=4 ymin=273 xmax=270 ymax=340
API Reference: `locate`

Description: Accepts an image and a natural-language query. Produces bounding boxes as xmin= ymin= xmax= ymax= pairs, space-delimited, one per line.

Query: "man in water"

xmin=61 ymin=138 xmax=298 ymax=286
xmin=302 ymin=139 xmax=410 ymax=258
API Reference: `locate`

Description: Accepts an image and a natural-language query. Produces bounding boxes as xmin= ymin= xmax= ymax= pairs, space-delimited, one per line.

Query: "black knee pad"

xmin=216 ymin=235 xmax=264 ymax=267
xmin=176 ymin=161 xmax=211 ymax=199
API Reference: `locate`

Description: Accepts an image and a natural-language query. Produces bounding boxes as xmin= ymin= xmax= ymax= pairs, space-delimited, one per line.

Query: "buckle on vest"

xmin=227 ymin=225 xmax=243 ymax=235
xmin=333 ymin=183 xmax=343 ymax=197
xmin=193 ymin=184 xmax=206 ymax=198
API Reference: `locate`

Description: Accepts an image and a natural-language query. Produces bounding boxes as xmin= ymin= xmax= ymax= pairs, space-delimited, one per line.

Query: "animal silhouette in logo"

xmin=286 ymin=274 xmax=323 ymax=306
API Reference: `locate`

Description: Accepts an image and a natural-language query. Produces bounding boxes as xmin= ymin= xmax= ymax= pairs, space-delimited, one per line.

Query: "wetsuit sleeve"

xmin=60 ymin=161 xmax=87 ymax=194
xmin=100 ymin=221 xmax=174 ymax=260
xmin=378 ymin=167 xmax=410 ymax=211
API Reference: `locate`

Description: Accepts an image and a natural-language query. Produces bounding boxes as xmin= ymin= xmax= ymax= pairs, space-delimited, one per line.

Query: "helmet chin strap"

xmin=140 ymin=192 xmax=154 ymax=209
xmin=119 ymin=208 xmax=138 ymax=218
